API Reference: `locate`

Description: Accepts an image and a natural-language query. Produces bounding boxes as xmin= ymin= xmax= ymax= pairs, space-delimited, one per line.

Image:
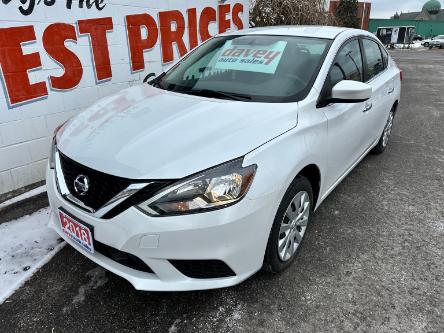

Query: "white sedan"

xmin=47 ymin=26 xmax=402 ymax=291
xmin=430 ymin=35 xmax=444 ymax=48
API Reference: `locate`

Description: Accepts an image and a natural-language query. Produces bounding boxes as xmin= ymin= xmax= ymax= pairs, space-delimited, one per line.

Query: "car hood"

xmin=57 ymin=85 xmax=298 ymax=179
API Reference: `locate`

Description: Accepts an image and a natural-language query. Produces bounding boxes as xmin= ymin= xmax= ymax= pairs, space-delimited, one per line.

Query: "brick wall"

xmin=329 ymin=0 xmax=372 ymax=30
xmin=0 ymin=0 xmax=249 ymax=197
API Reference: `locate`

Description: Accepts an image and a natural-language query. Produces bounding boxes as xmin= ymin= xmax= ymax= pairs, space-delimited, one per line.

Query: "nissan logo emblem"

xmin=74 ymin=175 xmax=90 ymax=196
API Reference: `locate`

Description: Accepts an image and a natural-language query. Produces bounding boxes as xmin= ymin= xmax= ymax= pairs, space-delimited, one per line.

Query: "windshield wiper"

xmin=144 ymin=72 xmax=166 ymax=88
xmin=177 ymin=89 xmax=252 ymax=101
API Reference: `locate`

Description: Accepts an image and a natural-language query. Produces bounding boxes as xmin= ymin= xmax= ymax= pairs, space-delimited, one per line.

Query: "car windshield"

xmin=156 ymin=35 xmax=332 ymax=103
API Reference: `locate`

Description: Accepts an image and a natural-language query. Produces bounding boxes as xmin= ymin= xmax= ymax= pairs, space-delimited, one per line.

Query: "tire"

xmin=263 ymin=176 xmax=313 ymax=273
xmin=424 ymin=42 xmax=429 ymax=47
xmin=371 ymin=107 xmax=395 ymax=155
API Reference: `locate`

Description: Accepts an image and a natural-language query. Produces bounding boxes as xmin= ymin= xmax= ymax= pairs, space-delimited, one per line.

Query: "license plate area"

xmin=58 ymin=208 xmax=94 ymax=254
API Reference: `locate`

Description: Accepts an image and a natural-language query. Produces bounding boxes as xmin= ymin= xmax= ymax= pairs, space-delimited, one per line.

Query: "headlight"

xmin=137 ymin=159 xmax=257 ymax=216
xmin=49 ymin=122 xmax=67 ymax=169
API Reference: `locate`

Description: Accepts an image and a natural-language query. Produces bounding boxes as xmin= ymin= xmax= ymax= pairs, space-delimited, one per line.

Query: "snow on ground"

xmin=0 ymin=185 xmax=46 ymax=210
xmin=393 ymin=42 xmax=424 ymax=49
xmin=0 ymin=207 xmax=65 ymax=304
xmin=412 ymin=41 xmax=424 ymax=49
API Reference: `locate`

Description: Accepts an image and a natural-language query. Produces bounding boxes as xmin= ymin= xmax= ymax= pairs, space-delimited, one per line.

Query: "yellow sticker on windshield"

xmin=214 ymin=40 xmax=287 ymax=74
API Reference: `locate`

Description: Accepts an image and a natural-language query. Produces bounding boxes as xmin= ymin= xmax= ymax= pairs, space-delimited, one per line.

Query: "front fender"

xmin=244 ymin=105 xmax=328 ymax=210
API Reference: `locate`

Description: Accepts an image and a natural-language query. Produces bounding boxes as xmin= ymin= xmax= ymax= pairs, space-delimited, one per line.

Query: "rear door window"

xmin=362 ymin=39 xmax=384 ymax=80
xmin=379 ymin=45 xmax=389 ymax=68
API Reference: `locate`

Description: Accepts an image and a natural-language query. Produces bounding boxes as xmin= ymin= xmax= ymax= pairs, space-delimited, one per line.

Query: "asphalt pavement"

xmin=0 ymin=49 xmax=443 ymax=333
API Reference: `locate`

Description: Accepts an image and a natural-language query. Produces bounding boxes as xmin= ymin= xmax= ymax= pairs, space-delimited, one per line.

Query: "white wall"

xmin=0 ymin=0 xmax=249 ymax=196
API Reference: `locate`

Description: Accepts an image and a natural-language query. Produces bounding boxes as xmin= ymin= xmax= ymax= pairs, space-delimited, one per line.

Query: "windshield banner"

xmin=214 ymin=40 xmax=287 ymax=74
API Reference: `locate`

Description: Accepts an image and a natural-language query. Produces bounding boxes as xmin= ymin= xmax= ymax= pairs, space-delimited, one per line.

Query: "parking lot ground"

xmin=0 ymin=49 xmax=443 ymax=333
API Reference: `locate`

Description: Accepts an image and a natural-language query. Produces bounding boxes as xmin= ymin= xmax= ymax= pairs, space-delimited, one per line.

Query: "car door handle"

xmin=363 ymin=102 xmax=373 ymax=113
xmin=388 ymin=87 xmax=395 ymax=94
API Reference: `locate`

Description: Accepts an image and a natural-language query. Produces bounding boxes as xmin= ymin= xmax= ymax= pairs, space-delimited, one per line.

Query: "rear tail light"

xmin=400 ymin=70 xmax=403 ymax=81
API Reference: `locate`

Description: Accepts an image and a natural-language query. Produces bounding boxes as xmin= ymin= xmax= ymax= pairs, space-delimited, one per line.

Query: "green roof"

xmin=423 ymin=0 xmax=442 ymax=13
xmin=398 ymin=8 xmax=444 ymax=21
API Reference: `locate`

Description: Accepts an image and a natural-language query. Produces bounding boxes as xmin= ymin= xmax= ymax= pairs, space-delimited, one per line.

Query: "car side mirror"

xmin=331 ymin=80 xmax=372 ymax=103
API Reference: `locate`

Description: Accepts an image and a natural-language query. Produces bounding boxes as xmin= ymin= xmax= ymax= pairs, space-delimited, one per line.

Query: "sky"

xmin=369 ymin=0 xmax=429 ymax=19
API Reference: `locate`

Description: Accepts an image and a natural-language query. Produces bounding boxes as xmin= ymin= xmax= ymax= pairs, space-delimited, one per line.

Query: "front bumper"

xmin=46 ymin=167 xmax=277 ymax=291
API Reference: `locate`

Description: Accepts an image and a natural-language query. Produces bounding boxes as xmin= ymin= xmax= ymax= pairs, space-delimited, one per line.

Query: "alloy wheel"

xmin=382 ymin=110 xmax=394 ymax=148
xmin=277 ymin=191 xmax=310 ymax=262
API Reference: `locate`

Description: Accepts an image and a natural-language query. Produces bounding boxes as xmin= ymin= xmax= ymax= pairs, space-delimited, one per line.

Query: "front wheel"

xmin=263 ymin=176 xmax=313 ymax=273
xmin=371 ymin=107 xmax=395 ymax=154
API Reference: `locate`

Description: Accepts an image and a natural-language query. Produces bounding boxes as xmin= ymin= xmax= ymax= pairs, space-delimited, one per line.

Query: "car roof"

xmin=221 ymin=26 xmax=354 ymax=39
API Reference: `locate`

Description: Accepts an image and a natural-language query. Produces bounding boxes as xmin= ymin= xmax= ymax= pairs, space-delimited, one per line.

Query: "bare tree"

xmin=250 ymin=0 xmax=336 ymax=27
xmin=334 ymin=0 xmax=359 ymax=28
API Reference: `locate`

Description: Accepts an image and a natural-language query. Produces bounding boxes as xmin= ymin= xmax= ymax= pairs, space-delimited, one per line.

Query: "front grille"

xmin=58 ymin=152 xmax=175 ymax=218
xmin=169 ymin=260 xmax=236 ymax=279
xmin=94 ymin=240 xmax=154 ymax=274
xmin=59 ymin=152 xmax=132 ymax=211
xmin=101 ymin=181 xmax=172 ymax=219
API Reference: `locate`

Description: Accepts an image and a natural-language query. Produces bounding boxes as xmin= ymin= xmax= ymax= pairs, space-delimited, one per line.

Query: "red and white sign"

xmin=59 ymin=210 xmax=94 ymax=253
xmin=0 ymin=1 xmax=247 ymax=107
xmin=0 ymin=1 xmax=249 ymax=197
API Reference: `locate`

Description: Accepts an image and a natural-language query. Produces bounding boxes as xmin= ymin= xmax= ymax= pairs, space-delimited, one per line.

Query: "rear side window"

xmin=379 ymin=45 xmax=389 ymax=68
xmin=363 ymin=39 xmax=384 ymax=80
xmin=329 ymin=39 xmax=363 ymax=88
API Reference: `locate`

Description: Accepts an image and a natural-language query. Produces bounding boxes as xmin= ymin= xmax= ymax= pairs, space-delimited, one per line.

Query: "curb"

xmin=0 ymin=191 xmax=49 ymax=225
